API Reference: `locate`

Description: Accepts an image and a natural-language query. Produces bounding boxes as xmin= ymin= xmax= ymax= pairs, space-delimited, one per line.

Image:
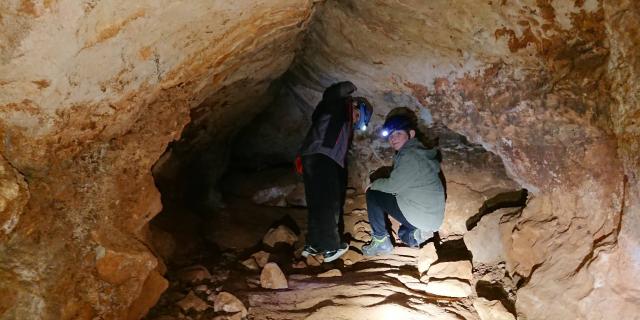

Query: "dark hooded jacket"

xmin=299 ymin=81 xmax=356 ymax=167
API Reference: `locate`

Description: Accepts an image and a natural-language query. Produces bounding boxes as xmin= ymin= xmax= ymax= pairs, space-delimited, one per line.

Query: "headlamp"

xmin=381 ymin=129 xmax=389 ymax=137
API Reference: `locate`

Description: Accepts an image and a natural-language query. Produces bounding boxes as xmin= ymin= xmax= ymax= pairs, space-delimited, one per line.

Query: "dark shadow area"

xmin=466 ymin=189 xmax=528 ymax=231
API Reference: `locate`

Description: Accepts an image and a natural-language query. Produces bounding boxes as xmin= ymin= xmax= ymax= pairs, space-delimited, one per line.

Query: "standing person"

xmin=362 ymin=114 xmax=445 ymax=256
xmin=297 ymin=81 xmax=373 ymax=262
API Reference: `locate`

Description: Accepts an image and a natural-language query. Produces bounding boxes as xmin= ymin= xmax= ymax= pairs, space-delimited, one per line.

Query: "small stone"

xmin=194 ymin=284 xmax=209 ymax=292
xmin=176 ymin=291 xmax=209 ymax=312
xmin=213 ymin=292 xmax=247 ymax=317
xmin=177 ymin=265 xmax=211 ymax=283
xmin=317 ymin=269 xmax=342 ymax=277
xmin=473 ymin=298 xmax=516 ymax=320
xmin=260 ymin=262 xmax=288 ymax=289
xmin=417 ymin=242 xmax=438 ymax=274
xmin=241 ymin=257 xmax=260 ymax=271
xmin=306 ymin=255 xmax=323 ymax=266
xmin=262 ymin=225 xmax=298 ymax=247
xmin=427 ymin=260 xmax=473 ymax=281
xmin=251 ymin=251 xmax=270 ymax=268
xmin=292 ymin=260 xmax=307 ymax=269
xmin=423 ymin=279 xmax=472 ymax=298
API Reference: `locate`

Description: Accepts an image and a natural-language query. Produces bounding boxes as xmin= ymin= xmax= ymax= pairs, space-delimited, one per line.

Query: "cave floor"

xmin=146 ymin=192 xmax=511 ymax=320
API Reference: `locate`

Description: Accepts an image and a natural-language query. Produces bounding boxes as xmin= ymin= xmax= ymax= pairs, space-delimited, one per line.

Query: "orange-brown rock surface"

xmin=1 ymin=0 xmax=639 ymax=319
xmin=0 ymin=1 xmax=318 ymax=318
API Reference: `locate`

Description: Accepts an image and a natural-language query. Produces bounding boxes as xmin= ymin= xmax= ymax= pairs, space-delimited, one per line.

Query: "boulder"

xmin=260 ymin=263 xmax=288 ymax=289
xmin=213 ymin=292 xmax=248 ymax=318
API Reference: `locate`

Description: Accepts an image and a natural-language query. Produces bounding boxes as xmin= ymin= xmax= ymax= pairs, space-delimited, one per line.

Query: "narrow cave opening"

xmin=145 ymin=72 xmax=529 ymax=319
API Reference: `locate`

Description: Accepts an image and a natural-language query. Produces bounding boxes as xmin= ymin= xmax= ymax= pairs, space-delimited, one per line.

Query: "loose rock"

xmin=176 ymin=291 xmax=209 ymax=312
xmin=262 ymin=225 xmax=298 ymax=247
xmin=177 ymin=265 xmax=211 ymax=283
xmin=251 ymin=251 xmax=271 ymax=268
xmin=213 ymin=292 xmax=248 ymax=317
xmin=241 ymin=257 xmax=260 ymax=271
xmin=260 ymin=262 xmax=288 ymax=289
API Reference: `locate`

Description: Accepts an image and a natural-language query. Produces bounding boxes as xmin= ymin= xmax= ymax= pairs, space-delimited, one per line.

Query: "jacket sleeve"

xmin=370 ymin=152 xmax=418 ymax=194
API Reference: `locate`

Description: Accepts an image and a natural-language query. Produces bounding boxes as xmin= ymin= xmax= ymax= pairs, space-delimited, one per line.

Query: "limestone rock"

xmin=177 ymin=265 xmax=211 ymax=283
xmin=427 ymin=260 xmax=473 ymax=281
xmin=213 ymin=292 xmax=247 ymax=318
xmin=292 ymin=261 xmax=307 ymax=269
xmin=260 ymin=263 xmax=288 ymax=289
xmin=126 ymin=271 xmax=168 ymax=320
xmin=423 ymin=279 xmax=472 ymax=298
xmin=0 ymin=155 xmax=29 ymax=239
xmin=241 ymin=258 xmax=260 ymax=271
xmin=340 ymin=249 xmax=364 ymax=266
xmin=252 ymin=185 xmax=296 ymax=207
xmin=251 ymin=251 xmax=270 ymax=268
xmin=176 ymin=291 xmax=209 ymax=312
xmin=285 ymin=182 xmax=306 ymax=207
xmin=262 ymin=225 xmax=298 ymax=247
xmin=473 ymin=298 xmax=515 ymax=320
xmin=306 ymin=255 xmax=323 ymax=267
xmin=463 ymin=209 xmax=508 ymax=265
xmin=317 ymin=269 xmax=342 ymax=278
xmin=417 ymin=242 xmax=438 ymax=274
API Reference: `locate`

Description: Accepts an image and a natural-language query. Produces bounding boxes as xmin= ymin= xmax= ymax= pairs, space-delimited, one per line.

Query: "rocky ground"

xmin=145 ymin=180 xmax=518 ymax=320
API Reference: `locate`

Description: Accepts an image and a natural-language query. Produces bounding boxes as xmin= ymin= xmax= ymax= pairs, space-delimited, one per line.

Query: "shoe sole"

xmin=323 ymin=246 xmax=349 ymax=263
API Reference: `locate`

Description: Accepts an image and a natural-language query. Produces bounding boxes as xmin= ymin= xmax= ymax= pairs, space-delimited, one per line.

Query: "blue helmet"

xmin=381 ymin=114 xmax=414 ymax=137
xmin=354 ymin=97 xmax=373 ymax=131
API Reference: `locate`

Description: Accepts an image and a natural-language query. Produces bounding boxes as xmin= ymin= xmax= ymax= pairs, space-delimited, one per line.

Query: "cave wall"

xmin=0 ymin=0 xmax=638 ymax=319
xmin=0 ymin=0 xmax=318 ymax=318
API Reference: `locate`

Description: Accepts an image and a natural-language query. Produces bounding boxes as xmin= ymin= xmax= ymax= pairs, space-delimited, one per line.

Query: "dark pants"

xmin=366 ymin=189 xmax=419 ymax=247
xmin=302 ymin=154 xmax=346 ymax=251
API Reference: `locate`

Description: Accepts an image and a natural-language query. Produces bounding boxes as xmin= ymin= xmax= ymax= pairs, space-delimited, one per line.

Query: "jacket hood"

xmin=322 ymin=81 xmax=357 ymax=101
xmin=400 ymin=138 xmax=438 ymax=159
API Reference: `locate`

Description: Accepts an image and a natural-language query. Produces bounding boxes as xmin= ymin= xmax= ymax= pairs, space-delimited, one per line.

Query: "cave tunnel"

xmin=0 ymin=1 xmax=639 ymax=320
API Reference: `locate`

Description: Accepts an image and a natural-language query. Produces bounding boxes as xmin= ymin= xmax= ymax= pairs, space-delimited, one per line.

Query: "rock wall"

xmin=1 ymin=0 xmax=638 ymax=319
xmin=0 ymin=0 xmax=318 ymax=318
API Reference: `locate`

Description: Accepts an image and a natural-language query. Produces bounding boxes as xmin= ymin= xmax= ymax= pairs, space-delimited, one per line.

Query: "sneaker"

xmin=301 ymin=244 xmax=321 ymax=258
xmin=362 ymin=235 xmax=393 ymax=256
xmin=412 ymin=229 xmax=433 ymax=247
xmin=322 ymin=242 xmax=349 ymax=263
